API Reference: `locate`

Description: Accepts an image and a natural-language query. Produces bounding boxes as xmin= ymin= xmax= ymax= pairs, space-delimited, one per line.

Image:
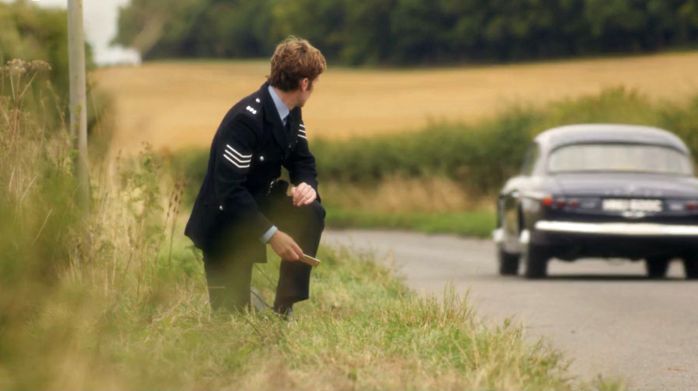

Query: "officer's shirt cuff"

xmin=260 ymin=225 xmax=278 ymax=244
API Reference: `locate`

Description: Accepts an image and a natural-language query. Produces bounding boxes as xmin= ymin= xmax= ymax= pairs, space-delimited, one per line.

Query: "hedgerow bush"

xmin=315 ymin=88 xmax=698 ymax=194
xmin=313 ymin=108 xmax=537 ymax=194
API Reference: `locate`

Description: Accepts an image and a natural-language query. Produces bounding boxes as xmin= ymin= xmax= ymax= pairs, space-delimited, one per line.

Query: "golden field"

xmin=92 ymin=52 xmax=698 ymax=154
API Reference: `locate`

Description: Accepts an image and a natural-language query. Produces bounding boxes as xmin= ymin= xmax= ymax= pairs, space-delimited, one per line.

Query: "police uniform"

xmin=185 ymin=82 xmax=325 ymax=312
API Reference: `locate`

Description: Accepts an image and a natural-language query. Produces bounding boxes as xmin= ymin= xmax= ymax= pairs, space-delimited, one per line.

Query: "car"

xmin=493 ymin=124 xmax=698 ymax=279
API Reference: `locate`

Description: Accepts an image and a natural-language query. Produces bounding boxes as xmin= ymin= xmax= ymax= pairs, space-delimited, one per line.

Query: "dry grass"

xmin=322 ymin=176 xmax=492 ymax=213
xmin=320 ymin=177 xmax=497 ymax=237
xmin=93 ymin=52 xmax=698 ymax=154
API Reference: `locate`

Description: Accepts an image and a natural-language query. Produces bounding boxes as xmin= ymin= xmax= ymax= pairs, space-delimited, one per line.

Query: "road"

xmin=322 ymin=229 xmax=698 ymax=390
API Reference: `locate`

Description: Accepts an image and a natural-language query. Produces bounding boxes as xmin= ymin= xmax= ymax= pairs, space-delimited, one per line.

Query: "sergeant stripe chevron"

xmin=223 ymin=144 xmax=252 ymax=168
xmin=298 ymin=124 xmax=307 ymax=140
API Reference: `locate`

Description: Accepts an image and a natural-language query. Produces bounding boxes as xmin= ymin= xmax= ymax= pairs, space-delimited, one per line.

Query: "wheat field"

xmin=92 ymin=52 xmax=698 ymax=154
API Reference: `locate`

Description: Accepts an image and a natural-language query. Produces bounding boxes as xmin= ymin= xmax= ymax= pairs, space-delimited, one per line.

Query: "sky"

xmin=20 ymin=0 xmax=141 ymax=65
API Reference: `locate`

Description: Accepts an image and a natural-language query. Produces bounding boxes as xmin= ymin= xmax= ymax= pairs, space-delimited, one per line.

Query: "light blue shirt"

xmin=260 ymin=225 xmax=278 ymax=244
xmin=268 ymin=85 xmax=290 ymax=126
xmin=259 ymin=85 xmax=290 ymax=244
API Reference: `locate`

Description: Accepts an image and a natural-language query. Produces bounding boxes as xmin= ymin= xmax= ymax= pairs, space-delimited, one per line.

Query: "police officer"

xmin=185 ymin=37 xmax=327 ymax=316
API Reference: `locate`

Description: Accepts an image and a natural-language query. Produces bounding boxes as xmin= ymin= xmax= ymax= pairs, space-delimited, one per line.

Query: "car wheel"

xmin=524 ymin=245 xmax=548 ymax=279
xmin=683 ymin=257 xmax=698 ymax=280
xmin=645 ymin=257 xmax=670 ymax=279
xmin=498 ymin=247 xmax=520 ymax=276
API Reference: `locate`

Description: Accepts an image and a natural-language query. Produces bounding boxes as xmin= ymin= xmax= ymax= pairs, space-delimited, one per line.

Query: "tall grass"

xmin=0 ymin=59 xmax=183 ymax=389
xmin=0 ymin=59 xmax=81 ymax=389
xmin=0 ymin=59 xmax=623 ymax=390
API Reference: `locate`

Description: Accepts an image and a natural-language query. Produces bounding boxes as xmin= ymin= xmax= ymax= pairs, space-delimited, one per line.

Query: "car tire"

xmin=683 ymin=257 xmax=698 ymax=280
xmin=645 ymin=257 xmax=670 ymax=279
xmin=524 ymin=245 xmax=548 ymax=279
xmin=498 ymin=247 xmax=520 ymax=276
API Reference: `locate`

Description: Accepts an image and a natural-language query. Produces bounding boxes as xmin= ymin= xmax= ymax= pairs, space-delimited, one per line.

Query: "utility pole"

xmin=67 ymin=0 xmax=90 ymax=209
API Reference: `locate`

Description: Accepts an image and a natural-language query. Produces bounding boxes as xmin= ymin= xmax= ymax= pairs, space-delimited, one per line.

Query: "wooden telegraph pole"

xmin=67 ymin=0 xmax=90 ymax=209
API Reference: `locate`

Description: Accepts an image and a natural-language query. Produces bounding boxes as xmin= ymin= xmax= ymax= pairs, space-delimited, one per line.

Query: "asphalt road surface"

xmin=322 ymin=229 xmax=698 ymax=390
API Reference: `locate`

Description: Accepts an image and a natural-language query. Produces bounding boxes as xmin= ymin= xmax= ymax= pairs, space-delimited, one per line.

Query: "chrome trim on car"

xmin=519 ymin=229 xmax=531 ymax=244
xmin=520 ymin=191 xmax=547 ymax=200
xmin=492 ymin=228 xmax=529 ymax=254
xmin=492 ymin=228 xmax=505 ymax=243
xmin=535 ymin=221 xmax=698 ymax=236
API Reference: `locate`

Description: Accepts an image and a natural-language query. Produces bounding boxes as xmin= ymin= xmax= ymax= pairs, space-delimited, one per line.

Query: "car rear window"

xmin=547 ymin=143 xmax=693 ymax=175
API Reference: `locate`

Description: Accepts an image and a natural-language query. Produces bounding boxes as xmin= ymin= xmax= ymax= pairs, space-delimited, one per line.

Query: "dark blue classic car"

xmin=494 ymin=124 xmax=698 ymax=279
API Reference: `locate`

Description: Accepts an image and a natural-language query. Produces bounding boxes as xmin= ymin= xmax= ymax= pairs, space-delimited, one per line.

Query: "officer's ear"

xmin=300 ymin=78 xmax=311 ymax=92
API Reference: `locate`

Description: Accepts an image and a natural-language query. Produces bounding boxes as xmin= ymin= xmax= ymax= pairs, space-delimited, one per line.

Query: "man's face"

xmin=297 ymin=77 xmax=318 ymax=108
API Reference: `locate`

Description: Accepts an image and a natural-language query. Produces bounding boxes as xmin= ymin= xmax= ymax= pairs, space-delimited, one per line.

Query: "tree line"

xmin=114 ymin=0 xmax=698 ymax=65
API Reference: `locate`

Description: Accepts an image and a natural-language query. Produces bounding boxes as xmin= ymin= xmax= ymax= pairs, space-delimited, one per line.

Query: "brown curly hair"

xmin=268 ymin=36 xmax=326 ymax=92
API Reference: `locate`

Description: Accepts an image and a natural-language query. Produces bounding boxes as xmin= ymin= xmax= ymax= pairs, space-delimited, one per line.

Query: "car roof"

xmin=534 ymin=124 xmax=690 ymax=154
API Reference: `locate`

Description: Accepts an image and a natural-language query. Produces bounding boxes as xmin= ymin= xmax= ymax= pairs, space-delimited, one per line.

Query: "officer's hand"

xmin=291 ymin=182 xmax=317 ymax=207
xmin=269 ymin=230 xmax=304 ymax=262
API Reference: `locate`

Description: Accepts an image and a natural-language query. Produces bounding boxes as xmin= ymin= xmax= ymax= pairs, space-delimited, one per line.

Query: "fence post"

xmin=67 ymin=0 xmax=90 ymax=209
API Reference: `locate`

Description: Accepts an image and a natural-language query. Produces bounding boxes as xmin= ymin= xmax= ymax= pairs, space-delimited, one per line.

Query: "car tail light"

xmin=542 ymin=196 xmax=554 ymax=207
xmin=542 ymin=196 xmax=572 ymax=209
xmin=541 ymin=196 xmax=586 ymax=210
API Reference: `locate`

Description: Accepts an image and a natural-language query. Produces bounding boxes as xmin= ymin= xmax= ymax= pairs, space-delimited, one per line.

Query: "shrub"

xmin=314 ymin=87 xmax=698 ymax=195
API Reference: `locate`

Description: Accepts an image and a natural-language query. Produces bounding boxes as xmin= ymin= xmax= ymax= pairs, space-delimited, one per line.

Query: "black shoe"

xmin=273 ymin=303 xmax=294 ymax=320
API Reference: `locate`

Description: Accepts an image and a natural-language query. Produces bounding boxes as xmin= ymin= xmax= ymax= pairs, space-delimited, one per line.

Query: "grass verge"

xmin=11 ymin=236 xmax=621 ymax=391
xmin=1 ymin=63 xmax=624 ymax=390
xmin=326 ymin=207 xmax=496 ymax=238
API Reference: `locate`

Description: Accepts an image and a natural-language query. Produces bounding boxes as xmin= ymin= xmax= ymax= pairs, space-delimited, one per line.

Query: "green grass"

xmin=0 ymin=61 xmax=627 ymax=390
xmin=7 ymin=235 xmax=622 ymax=391
xmin=327 ymin=207 xmax=496 ymax=237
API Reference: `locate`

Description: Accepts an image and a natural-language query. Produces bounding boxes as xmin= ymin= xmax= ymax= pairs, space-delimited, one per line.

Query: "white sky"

xmin=13 ymin=0 xmax=140 ymax=65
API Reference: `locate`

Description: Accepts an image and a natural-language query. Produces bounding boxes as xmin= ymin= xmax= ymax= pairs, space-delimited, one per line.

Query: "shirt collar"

xmin=267 ymin=85 xmax=290 ymax=126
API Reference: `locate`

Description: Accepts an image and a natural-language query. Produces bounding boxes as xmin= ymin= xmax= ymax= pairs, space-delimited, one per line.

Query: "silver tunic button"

xmin=260 ymin=155 xmax=265 ymax=162
xmin=219 ymin=205 xmax=224 ymax=211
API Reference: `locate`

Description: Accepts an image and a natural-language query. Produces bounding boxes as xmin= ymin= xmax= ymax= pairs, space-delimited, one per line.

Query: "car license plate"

xmin=602 ymin=199 xmax=663 ymax=212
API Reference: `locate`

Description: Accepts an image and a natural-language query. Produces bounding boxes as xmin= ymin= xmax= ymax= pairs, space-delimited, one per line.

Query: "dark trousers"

xmin=202 ymin=193 xmax=325 ymax=313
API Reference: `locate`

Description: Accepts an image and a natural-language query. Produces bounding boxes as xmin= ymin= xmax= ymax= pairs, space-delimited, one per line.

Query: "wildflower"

xmin=29 ymin=60 xmax=52 ymax=73
xmin=7 ymin=59 xmax=28 ymax=77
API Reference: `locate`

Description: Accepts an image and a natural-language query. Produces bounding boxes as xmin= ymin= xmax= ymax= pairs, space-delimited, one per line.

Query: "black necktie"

xmin=284 ymin=118 xmax=292 ymax=136
xmin=283 ymin=118 xmax=293 ymax=153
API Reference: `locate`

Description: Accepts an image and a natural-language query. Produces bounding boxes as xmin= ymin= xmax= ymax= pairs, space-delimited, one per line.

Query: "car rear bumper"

xmin=492 ymin=221 xmax=698 ymax=258
xmin=535 ymin=220 xmax=698 ymax=236
xmin=529 ymin=220 xmax=698 ymax=259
